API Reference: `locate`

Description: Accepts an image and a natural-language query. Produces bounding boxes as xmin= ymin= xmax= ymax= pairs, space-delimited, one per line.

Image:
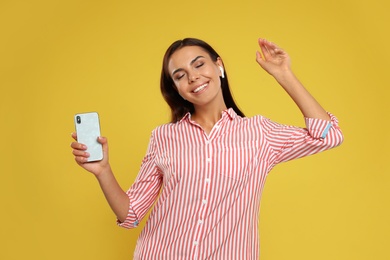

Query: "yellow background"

xmin=1 ymin=0 xmax=389 ymax=259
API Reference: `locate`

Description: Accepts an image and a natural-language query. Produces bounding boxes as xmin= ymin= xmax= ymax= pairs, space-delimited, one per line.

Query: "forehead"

xmin=168 ymin=46 xmax=211 ymax=69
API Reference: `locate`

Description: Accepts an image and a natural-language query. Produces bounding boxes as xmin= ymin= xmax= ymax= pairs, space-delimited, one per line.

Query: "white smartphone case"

xmin=74 ymin=112 xmax=103 ymax=162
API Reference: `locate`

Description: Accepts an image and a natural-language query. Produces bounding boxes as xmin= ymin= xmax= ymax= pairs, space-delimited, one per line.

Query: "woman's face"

xmin=168 ymin=46 xmax=225 ymax=109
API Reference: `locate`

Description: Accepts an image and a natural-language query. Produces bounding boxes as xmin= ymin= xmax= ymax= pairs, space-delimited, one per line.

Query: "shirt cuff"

xmin=116 ymin=194 xmax=140 ymax=229
xmin=304 ymin=112 xmax=340 ymax=140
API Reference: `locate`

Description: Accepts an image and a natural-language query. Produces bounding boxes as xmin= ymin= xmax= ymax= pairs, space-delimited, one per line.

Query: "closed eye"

xmin=195 ymin=62 xmax=204 ymax=68
xmin=176 ymin=73 xmax=185 ymax=80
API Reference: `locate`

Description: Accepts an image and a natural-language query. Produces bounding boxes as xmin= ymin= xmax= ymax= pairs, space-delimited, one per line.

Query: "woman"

xmin=71 ymin=38 xmax=343 ymax=259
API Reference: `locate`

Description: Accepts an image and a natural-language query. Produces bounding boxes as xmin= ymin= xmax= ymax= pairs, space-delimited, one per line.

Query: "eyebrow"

xmin=171 ymin=55 xmax=205 ymax=76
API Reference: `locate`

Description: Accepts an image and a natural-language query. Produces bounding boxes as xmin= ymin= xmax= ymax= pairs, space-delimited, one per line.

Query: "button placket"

xmin=201 ymin=136 xmax=212 ymax=212
xmin=193 ymin=137 xmax=213 ymax=258
xmin=201 ymin=139 xmax=212 ymax=215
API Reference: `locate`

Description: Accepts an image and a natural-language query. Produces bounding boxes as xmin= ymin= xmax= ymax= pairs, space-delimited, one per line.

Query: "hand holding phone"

xmin=74 ymin=112 xmax=103 ymax=162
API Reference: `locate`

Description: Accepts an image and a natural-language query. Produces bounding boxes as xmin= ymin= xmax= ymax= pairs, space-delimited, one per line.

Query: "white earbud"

xmin=219 ymin=66 xmax=225 ymax=78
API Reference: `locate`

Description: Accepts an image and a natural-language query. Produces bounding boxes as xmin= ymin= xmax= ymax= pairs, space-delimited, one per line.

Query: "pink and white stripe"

xmin=118 ymin=108 xmax=343 ymax=259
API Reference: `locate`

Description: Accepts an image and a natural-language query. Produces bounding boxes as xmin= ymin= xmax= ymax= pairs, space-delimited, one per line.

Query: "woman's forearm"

xmin=95 ymin=167 xmax=130 ymax=222
xmin=274 ymin=69 xmax=331 ymax=121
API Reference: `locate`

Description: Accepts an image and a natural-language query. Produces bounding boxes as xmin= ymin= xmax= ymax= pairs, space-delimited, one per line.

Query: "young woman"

xmin=71 ymin=38 xmax=343 ymax=259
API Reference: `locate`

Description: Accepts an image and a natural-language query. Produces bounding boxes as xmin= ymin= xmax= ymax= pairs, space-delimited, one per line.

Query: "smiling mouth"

xmin=193 ymin=83 xmax=208 ymax=93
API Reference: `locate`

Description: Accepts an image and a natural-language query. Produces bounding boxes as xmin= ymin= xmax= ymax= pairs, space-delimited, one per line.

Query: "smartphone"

xmin=74 ymin=112 xmax=103 ymax=162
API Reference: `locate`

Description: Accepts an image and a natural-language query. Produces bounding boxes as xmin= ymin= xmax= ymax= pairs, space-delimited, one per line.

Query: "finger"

xmin=256 ymin=51 xmax=266 ymax=66
xmin=258 ymin=38 xmax=268 ymax=53
xmin=71 ymin=132 xmax=77 ymax=141
xmin=97 ymin=136 xmax=107 ymax=145
xmin=261 ymin=39 xmax=281 ymax=52
xmin=258 ymin=38 xmax=273 ymax=60
xmin=72 ymin=148 xmax=89 ymax=157
xmin=98 ymin=136 xmax=109 ymax=161
xmin=255 ymin=51 xmax=262 ymax=62
xmin=266 ymin=41 xmax=285 ymax=56
xmin=74 ymin=156 xmax=88 ymax=164
xmin=260 ymin=38 xmax=278 ymax=49
xmin=70 ymin=141 xmax=87 ymax=150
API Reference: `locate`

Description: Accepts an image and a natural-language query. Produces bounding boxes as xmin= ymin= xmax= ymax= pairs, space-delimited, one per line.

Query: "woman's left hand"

xmin=256 ymin=38 xmax=291 ymax=77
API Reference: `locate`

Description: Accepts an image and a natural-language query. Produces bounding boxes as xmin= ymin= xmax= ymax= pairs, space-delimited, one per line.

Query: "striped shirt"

xmin=118 ymin=108 xmax=343 ymax=259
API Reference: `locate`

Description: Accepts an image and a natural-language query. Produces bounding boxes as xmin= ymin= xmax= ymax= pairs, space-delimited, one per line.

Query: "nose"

xmin=188 ymin=70 xmax=199 ymax=83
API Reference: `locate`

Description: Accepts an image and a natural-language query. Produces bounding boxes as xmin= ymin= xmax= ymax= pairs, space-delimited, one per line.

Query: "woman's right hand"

xmin=255 ymin=38 xmax=292 ymax=78
xmin=70 ymin=132 xmax=111 ymax=177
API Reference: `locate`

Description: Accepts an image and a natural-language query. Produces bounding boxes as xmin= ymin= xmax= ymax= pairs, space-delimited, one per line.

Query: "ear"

xmin=216 ymin=57 xmax=225 ymax=78
xmin=216 ymin=57 xmax=223 ymax=68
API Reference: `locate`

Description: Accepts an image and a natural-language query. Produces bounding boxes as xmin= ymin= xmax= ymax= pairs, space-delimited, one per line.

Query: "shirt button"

xmin=206 ymin=158 xmax=211 ymax=163
xmin=205 ymin=178 xmax=210 ymax=183
xmin=198 ymin=219 xmax=203 ymax=224
xmin=194 ymin=241 xmax=198 ymax=246
xmin=202 ymin=199 xmax=207 ymax=204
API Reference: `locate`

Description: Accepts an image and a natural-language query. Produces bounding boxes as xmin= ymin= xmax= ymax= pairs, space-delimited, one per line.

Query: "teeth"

xmin=193 ymin=83 xmax=207 ymax=93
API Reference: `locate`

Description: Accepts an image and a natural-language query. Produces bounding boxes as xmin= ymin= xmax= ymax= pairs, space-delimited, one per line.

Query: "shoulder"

xmin=151 ymin=121 xmax=187 ymax=138
xmin=232 ymin=113 xmax=267 ymax=126
xmin=233 ymin=113 xmax=290 ymax=136
xmin=224 ymin=113 xmax=269 ymax=138
xmin=151 ymin=122 xmax=175 ymax=135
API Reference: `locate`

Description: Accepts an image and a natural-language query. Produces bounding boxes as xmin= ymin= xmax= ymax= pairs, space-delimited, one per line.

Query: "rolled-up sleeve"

xmin=117 ymin=132 xmax=163 ymax=229
xmin=262 ymin=112 xmax=344 ymax=166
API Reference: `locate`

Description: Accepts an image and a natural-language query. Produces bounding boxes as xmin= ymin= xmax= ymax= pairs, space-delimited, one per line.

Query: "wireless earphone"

xmin=219 ymin=66 xmax=225 ymax=79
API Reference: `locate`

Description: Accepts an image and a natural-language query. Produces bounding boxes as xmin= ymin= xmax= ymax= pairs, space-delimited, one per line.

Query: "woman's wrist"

xmin=272 ymin=67 xmax=294 ymax=82
xmin=95 ymin=164 xmax=113 ymax=181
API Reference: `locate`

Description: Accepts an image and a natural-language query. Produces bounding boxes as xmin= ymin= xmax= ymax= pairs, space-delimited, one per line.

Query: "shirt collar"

xmin=223 ymin=107 xmax=237 ymax=120
xmin=178 ymin=107 xmax=237 ymax=124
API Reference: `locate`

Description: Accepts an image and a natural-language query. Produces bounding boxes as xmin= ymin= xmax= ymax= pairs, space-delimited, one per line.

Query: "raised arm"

xmin=255 ymin=38 xmax=330 ymax=121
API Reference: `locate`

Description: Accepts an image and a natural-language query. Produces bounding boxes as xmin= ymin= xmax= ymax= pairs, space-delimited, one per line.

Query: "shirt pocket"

xmin=215 ymin=141 xmax=259 ymax=180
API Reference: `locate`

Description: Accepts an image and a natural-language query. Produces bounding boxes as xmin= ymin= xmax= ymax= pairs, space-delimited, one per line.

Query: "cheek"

xmin=170 ymin=79 xmax=180 ymax=91
xmin=206 ymin=66 xmax=220 ymax=79
xmin=174 ymin=82 xmax=186 ymax=95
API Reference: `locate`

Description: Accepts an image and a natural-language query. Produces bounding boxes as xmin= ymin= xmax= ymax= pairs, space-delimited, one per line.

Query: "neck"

xmin=192 ymin=102 xmax=227 ymax=132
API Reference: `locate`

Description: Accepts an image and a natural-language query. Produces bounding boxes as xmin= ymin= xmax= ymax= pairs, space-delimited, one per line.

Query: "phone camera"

xmin=76 ymin=116 xmax=81 ymax=124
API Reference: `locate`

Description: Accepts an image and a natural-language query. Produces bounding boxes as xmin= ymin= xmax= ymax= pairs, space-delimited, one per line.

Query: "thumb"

xmin=97 ymin=136 xmax=109 ymax=160
xmin=256 ymin=51 xmax=266 ymax=68
xmin=98 ymin=136 xmax=108 ymax=145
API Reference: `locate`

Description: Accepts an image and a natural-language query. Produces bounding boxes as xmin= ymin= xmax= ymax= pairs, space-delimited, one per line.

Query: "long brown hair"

xmin=160 ymin=38 xmax=245 ymax=122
